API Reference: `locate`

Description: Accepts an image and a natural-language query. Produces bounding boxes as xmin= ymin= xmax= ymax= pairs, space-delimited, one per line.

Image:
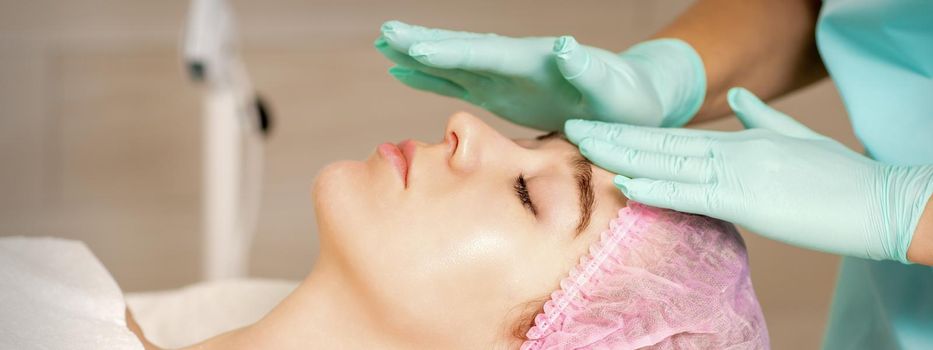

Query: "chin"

xmin=311 ymin=159 xmax=379 ymax=249
xmin=312 ymin=160 xmax=361 ymax=220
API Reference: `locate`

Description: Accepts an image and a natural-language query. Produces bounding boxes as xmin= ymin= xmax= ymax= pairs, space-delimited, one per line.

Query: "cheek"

xmin=420 ymin=223 xmax=523 ymax=282
xmin=401 ymin=186 xmax=573 ymax=298
xmin=397 ymin=216 xmax=542 ymax=336
xmin=408 ymin=204 xmax=566 ymax=300
xmin=395 ymin=187 xmax=530 ymax=286
xmin=405 ymin=192 xmax=534 ymax=283
xmin=410 ymin=222 xmax=583 ymax=341
xmin=335 ymin=197 xmax=536 ymax=337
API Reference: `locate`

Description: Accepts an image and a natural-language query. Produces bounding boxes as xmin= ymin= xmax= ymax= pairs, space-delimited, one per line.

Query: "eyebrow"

xmin=537 ymin=132 xmax=596 ymax=236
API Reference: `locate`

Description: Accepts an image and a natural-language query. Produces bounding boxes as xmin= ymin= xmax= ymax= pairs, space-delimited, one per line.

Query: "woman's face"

xmin=312 ymin=112 xmax=626 ymax=348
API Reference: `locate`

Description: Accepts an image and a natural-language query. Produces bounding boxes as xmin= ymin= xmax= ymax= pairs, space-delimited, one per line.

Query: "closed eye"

xmin=514 ymin=173 xmax=538 ymax=216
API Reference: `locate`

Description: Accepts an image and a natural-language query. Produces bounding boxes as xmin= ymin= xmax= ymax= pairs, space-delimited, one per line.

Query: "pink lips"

xmin=378 ymin=140 xmax=416 ymax=187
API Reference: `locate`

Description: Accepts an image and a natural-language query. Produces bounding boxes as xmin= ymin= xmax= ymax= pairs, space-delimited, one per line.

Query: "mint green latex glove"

xmin=375 ymin=20 xmax=706 ymax=130
xmin=566 ymin=87 xmax=933 ymax=263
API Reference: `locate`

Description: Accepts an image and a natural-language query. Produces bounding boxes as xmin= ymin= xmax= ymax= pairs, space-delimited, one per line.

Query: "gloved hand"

xmin=565 ymin=87 xmax=933 ymax=263
xmin=375 ymin=20 xmax=706 ymax=130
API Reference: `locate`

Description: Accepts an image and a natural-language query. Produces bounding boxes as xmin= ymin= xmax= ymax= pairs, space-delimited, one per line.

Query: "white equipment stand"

xmin=184 ymin=0 xmax=270 ymax=280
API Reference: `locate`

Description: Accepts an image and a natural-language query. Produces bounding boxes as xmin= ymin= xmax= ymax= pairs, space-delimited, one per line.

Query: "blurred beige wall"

xmin=0 ymin=1 xmax=854 ymax=348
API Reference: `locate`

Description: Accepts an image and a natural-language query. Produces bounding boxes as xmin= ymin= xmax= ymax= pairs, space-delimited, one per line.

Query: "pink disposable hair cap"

xmin=521 ymin=202 xmax=769 ymax=349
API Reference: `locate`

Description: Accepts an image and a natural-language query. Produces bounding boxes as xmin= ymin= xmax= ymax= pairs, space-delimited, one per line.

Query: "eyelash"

xmin=514 ymin=174 xmax=538 ymax=216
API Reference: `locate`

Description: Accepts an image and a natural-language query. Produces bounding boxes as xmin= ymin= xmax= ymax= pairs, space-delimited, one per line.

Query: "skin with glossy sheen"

xmin=311 ymin=112 xmax=626 ymax=348
xmin=151 ymin=112 xmax=626 ymax=350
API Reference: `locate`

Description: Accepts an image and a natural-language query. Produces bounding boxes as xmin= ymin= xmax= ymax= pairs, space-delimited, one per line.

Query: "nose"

xmin=444 ymin=112 xmax=516 ymax=173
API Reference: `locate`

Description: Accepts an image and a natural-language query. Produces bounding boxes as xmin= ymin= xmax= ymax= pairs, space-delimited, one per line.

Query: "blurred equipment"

xmin=184 ymin=0 xmax=272 ymax=280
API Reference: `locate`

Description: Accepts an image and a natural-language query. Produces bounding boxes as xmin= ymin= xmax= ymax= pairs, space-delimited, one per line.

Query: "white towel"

xmin=126 ymin=278 xmax=297 ymax=348
xmin=0 ymin=236 xmax=144 ymax=350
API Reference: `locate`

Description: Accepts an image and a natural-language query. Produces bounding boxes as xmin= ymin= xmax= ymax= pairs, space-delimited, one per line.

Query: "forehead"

xmin=514 ymin=133 xmax=573 ymax=152
xmin=514 ymin=135 xmax=619 ymax=184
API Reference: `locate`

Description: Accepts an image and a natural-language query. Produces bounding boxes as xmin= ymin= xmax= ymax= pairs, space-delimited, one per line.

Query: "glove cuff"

xmin=879 ymin=164 xmax=933 ymax=264
xmin=621 ymin=38 xmax=706 ymax=127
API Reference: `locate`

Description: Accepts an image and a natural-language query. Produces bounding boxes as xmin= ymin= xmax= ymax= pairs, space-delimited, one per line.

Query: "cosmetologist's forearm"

xmin=653 ymin=0 xmax=827 ymax=123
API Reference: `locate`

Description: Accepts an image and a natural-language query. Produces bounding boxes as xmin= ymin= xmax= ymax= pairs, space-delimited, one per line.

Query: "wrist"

xmin=620 ymin=38 xmax=706 ymax=127
xmin=907 ymin=195 xmax=933 ymax=265
xmin=878 ymin=164 xmax=933 ymax=264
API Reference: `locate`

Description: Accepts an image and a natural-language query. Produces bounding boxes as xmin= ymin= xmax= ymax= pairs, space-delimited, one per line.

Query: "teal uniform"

xmin=817 ymin=0 xmax=933 ymax=348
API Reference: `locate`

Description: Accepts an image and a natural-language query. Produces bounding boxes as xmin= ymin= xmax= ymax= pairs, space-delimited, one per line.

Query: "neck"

xmin=182 ymin=258 xmax=409 ymax=350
